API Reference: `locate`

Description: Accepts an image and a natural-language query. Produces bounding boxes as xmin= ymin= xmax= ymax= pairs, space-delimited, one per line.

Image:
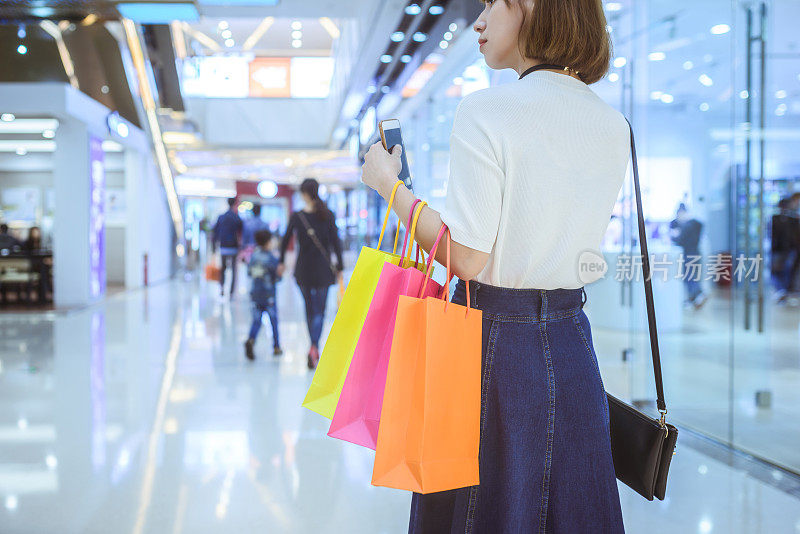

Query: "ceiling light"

xmin=605 ymin=2 xmax=623 ymax=11
xmin=660 ymin=94 xmax=674 ymax=104
xmin=444 ymin=32 xmax=453 ymax=41
xmin=17 ymin=26 xmax=26 ymax=39
xmin=413 ymin=32 xmax=427 ymax=42
xmin=16 ymin=148 xmax=27 ymax=156
xmin=0 ymin=114 xmax=14 ymax=122
xmin=284 ymin=158 xmax=293 ymax=166
xmin=380 ymin=54 xmax=392 ymax=63
xmin=218 ymin=21 xmax=229 ymax=30
xmin=698 ymin=74 xmax=713 ymax=86
xmin=17 ymin=44 xmax=27 ymax=54
xmin=650 ymin=91 xmax=663 ymax=100
xmin=606 ymin=25 xmax=613 ymax=34
xmin=257 ymin=180 xmax=278 ymax=199
xmin=439 ymin=40 xmax=448 ymax=49
xmin=46 ymin=454 xmax=58 ymax=469
xmin=776 ymin=103 xmax=788 ymax=116
xmin=43 ymin=129 xmax=55 ymax=138
xmin=400 ymin=54 xmax=411 ymax=63
xmin=366 ymin=85 xmax=377 ymax=94
xmin=608 ymin=73 xmax=619 ymax=82
xmin=775 ymin=90 xmax=787 ymax=99
xmin=683 ymin=61 xmax=694 ymax=70
xmin=225 ymin=39 xmax=234 ymax=47
xmin=710 ymin=24 xmax=730 ymax=35
xmin=381 ymin=86 xmax=390 ymax=94
xmin=5 ymin=495 xmax=17 ymax=511
xmin=429 ymin=5 xmax=444 ymax=15
xmin=292 ymin=40 xmax=302 ymax=48
xmin=221 ymin=29 xmax=232 ymax=39
xmin=613 ymin=57 xmax=627 ymax=68
xmin=391 ymin=31 xmax=405 ymax=42
xmin=291 ymin=21 xmax=302 ymax=31
xmin=449 ymin=23 xmax=458 ymax=32
xmin=699 ymin=102 xmax=710 ymax=111
xmin=648 ymin=52 xmax=665 ymax=61
xmin=739 ymin=90 xmax=749 ymax=99
xmin=405 ymin=4 xmax=421 ymax=15
xmin=292 ymin=30 xmax=302 ymax=40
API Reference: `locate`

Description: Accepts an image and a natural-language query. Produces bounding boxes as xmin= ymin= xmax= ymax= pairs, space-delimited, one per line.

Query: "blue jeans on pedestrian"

xmin=299 ymin=285 xmax=329 ymax=347
xmin=409 ymin=280 xmax=624 ymax=534
xmin=248 ymin=299 xmax=280 ymax=347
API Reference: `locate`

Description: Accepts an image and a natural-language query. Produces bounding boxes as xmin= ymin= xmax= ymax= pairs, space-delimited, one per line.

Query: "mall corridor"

xmin=0 ymin=277 xmax=799 ymax=533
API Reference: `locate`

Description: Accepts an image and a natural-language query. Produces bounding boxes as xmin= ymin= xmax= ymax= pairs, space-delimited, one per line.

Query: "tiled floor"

xmin=1 ymin=273 xmax=799 ymax=533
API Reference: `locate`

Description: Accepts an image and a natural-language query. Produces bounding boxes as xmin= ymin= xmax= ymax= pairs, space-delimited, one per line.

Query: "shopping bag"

xmin=204 ymin=255 xmax=221 ymax=282
xmin=302 ymin=181 xmax=425 ymax=419
xmin=372 ymin=228 xmax=482 ymax=494
xmin=328 ymin=208 xmax=447 ymax=449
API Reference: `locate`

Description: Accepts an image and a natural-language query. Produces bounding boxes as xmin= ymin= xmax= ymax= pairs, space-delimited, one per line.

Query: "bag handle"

xmin=377 ymin=181 xmax=404 ymax=253
xmin=401 ymin=199 xmax=425 ymax=268
xmin=418 ymin=226 xmax=470 ymax=315
xmin=627 ymin=119 xmax=667 ymax=417
xmin=401 ymin=201 xmax=428 ymax=268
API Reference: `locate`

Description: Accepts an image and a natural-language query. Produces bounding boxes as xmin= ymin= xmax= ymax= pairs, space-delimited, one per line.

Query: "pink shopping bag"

xmin=327 ymin=209 xmax=448 ymax=449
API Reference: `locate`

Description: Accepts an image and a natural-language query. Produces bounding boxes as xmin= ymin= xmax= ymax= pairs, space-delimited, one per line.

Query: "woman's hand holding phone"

xmin=362 ymin=141 xmax=404 ymax=199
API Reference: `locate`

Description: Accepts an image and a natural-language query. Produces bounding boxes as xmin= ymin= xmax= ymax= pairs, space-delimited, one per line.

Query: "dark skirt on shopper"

xmin=409 ymin=280 xmax=624 ymax=534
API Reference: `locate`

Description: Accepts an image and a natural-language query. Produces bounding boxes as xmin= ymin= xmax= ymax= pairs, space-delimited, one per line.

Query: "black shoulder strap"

xmin=626 ymin=119 xmax=667 ymax=414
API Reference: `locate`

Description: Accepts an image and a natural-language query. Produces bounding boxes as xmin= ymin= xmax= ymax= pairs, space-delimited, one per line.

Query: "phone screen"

xmin=381 ymin=120 xmax=412 ymax=190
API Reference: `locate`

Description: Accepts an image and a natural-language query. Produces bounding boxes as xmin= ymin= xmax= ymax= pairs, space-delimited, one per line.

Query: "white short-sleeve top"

xmin=440 ymin=70 xmax=631 ymax=289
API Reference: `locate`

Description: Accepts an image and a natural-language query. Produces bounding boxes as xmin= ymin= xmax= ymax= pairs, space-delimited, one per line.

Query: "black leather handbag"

xmin=607 ymin=122 xmax=678 ymax=501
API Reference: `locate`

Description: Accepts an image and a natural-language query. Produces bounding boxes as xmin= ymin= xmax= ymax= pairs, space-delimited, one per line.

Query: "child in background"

xmin=244 ymin=229 xmax=283 ymax=360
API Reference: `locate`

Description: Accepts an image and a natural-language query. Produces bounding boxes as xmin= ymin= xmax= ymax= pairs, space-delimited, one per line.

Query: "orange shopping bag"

xmin=372 ymin=228 xmax=482 ymax=494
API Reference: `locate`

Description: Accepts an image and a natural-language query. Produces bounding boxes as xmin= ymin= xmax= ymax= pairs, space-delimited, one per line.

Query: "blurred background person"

xmin=245 ymin=229 xmax=283 ymax=360
xmin=241 ymin=203 xmax=270 ymax=263
xmin=213 ymin=197 xmax=243 ymax=298
xmin=770 ymin=196 xmax=800 ymax=303
xmin=0 ymin=223 xmax=21 ymax=251
xmin=279 ymin=178 xmax=343 ymax=370
xmin=23 ymin=226 xmax=42 ymax=252
xmin=670 ymin=203 xmax=707 ymax=309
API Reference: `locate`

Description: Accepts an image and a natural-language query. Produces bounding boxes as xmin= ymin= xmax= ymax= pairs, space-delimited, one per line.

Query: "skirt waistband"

xmin=453 ymin=279 xmax=586 ymax=321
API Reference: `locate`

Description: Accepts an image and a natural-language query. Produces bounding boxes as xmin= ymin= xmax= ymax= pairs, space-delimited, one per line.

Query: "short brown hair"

xmin=501 ymin=0 xmax=612 ymax=85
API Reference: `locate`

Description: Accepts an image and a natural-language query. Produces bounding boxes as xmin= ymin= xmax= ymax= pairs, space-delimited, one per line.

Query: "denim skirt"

xmin=409 ymin=280 xmax=624 ymax=534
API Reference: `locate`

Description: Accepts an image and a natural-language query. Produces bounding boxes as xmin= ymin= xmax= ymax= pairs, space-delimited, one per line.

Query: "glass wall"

xmin=406 ymin=0 xmax=800 ymax=473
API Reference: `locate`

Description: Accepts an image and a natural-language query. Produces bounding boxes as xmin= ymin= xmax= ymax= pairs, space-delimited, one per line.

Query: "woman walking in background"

xmin=279 ymin=178 xmax=344 ymax=370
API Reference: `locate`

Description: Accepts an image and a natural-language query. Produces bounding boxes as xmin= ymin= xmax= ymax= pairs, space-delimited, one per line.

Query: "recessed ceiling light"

xmin=444 ymin=32 xmax=453 ymax=41
xmin=650 ymin=91 xmax=663 ymax=100
xmin=405 ymin=4 xmax=421 ymax=15
xmin=225 ymin=39 xmax=234 ymax=47
xmin=683 ymin=61 xmax=694 ymax=70
xmin=608 ymin=73 xmax=619 ymax=82
xmin=648 ymin=52 xmax=666 ymax=61
xmin=221 ymin=29 xmax=232 ymax=39
xmin=739 ymin=90 xmax=749 ymax=99
xmin=699 ymin=102 xmax=710 ymax=111
xmin=380 ymin=54 xmax=392 ymax=63
xmin=429 ymin=5 xmax=444 ymax=15
xmin=660 ymin=93 xmax=674 ymax=104
xmin=292 ymin=30 xmax=302 ymax=39
xmin=291 ymin=21 xmax=302 ymax=31
xmin=400 ymin=54 xmax=411 ymax=63
xmin=284 ymin=158 xmax=293 ymax=166
xmin=292 ymin=40 xmax=302 ymax=48
xmin=776 ymin=103 xmax=787 ymax=116
xmin=710 ymin=24 xmax=730 ymax=35
xmin=16 ymin=148 xmax=27 ymax=156
xmin=775 ymin=90 xmax=787 ymax=99
xmin=449 ymin=23 xmax=458 ymax=32
xmin=0 ymin=114 xmax=14 ymax=122
xmin=412 ymin=32 xmax=427 ymax=42
xmin=366 ymin=85 xmax=377 ymax=94
xmin=605 ymin=2 xmax=623 ymax=11
xmin=613 ymin=57 xmax=627 ymax=68
xmin=218 ymin=21 xmax=229 ymax=30
xmin=698 ymin=74 xmax=713 ymax=86
xmin=17 ymin=26 xmax=26 ymax=39
xmin=381 ymin=86 xmax=390 ymax=94
xmin=17 ymin=44 xmax=27 ymax=55
xmin=43 ymin=129 xmax=55 ymax=139
xmin=391 ymin=31 xmax=405 ymax=42
xmin=439 ymin=41 xmax=448 ymax=50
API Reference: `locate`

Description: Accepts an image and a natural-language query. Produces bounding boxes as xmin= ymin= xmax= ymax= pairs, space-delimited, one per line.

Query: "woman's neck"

xmin=516 ymin=58 xmax=582 ymax=81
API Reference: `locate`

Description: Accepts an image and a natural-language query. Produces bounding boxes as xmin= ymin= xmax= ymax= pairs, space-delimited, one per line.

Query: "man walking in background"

xmin=213 ymin=198 xmax=243 ymax=298
xmin=670 ymin=203 xmax=707 ymax=309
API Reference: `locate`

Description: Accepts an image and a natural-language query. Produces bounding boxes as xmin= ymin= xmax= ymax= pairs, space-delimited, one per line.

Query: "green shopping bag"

xmin=302 ymin=181 xmax=425 ymax=419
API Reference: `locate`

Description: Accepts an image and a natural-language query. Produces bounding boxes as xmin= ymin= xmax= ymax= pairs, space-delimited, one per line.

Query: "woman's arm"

xmin=364 ymin=144 xmax=490 ymax=281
